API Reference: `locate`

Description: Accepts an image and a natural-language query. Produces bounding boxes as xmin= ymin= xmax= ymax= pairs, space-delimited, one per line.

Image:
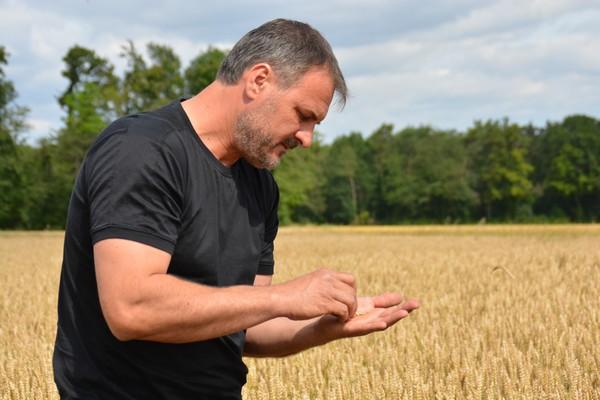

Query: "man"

xmin=53 ymin=19 xmax=419 ymax=399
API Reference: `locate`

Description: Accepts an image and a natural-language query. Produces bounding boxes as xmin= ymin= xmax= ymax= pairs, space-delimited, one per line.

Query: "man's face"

xmin=233 ymin=66 xmax=335 ymax=170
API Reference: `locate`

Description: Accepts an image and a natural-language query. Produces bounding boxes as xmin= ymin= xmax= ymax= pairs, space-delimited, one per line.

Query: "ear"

xmin=242 ymin=63 xmax=274 ymax=100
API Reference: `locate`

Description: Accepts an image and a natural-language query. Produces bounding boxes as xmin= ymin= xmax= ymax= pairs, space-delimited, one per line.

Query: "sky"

xmin=1 ymin=0 xmax=600 ymax=144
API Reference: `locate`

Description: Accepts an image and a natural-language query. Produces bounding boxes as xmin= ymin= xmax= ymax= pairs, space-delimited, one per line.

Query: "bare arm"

xmin=244 ymin=275 xmax=419 ymax=357
xmin=94 ymin=239 xmax=358 ymax=343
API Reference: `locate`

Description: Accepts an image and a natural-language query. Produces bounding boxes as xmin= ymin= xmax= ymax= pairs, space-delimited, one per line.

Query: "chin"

xmin=266 ymin=154 xmax=283 ymax=170
xmin=245 ymin=154 xmax=280 ymax=170
xmin=264 ymin=158 xmax=281 ymax=170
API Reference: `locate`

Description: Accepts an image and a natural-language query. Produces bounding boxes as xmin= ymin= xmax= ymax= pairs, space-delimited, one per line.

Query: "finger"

xmin=333 ymin=281 xmax=358 ymax=316
xmin=332 ymin=278 xmax=357 ymax=296
xmin=334 ymin=272 xmax=356 ymax=290
xmin=354 ymin=319 xmax=387 ymax=333
xmin=332 ymin=278 xmax=357 ymax=299
xmin=381 ymin=305 xmax=411 ymax=327
xmin=330 ymin=301 xmax=350 ymax=321
xmin=372 ymin=292 xmax=404 ymax=308
xmin=400 ymin=298 xmax=420 ymax=312
xmin=349 ymin=297 xmax=358 ymax=319
xmin=331 ymin=286 xmax=357 ymax=320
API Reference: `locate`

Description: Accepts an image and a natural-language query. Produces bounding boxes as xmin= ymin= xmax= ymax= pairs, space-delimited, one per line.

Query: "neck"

xmin=181 ymin=81 xmax=241 ymax=167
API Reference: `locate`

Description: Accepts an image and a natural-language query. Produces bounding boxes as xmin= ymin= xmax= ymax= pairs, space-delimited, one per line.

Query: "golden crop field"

xmin=1 ymin=226 xmax=599 ymax=399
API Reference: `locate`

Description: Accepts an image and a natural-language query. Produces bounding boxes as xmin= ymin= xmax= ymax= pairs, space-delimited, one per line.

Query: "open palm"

xmin=336 ymin=293 xmax=420 ymax=338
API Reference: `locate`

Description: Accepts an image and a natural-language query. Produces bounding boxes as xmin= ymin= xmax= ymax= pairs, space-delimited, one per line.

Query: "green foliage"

xmin=0 ymin=46 xmax=29 ymax=228
xmin=273 ymin=132 xmax=327 ymax=224
xmin=367 ymin=124 xmax=395 ymax=222
xmin=184 ymin=47 xmax=226 ymax=95
xmin=43 ymin=46 xmax=123 ymax=227
xmin=465 ymin=119 xmax=534 ymax=220
xmin=1 ymin=42 xmax=599 ymax=228
xmin=59 ymin=45 xmax=120 ymax=121
xmin=534 ymin=115 xmax=600 ymax=221
xmin=52 ymin=83 xmax=109 ymax=223
xmin=0 ymin=128 xmax=23 ymax=227
xmin=121 ymin=41 xmax=185 ymax=113
xmin=382 ymin=127 xmax=477 ymax=222
xmin=323 ymin=146 xmax=357 ymax=224
xmin=17 ymin=140 xmax=67 ymax=228
xmin=0 ymin=47 xmax=29 ymax=141
xmin=322 ymin=133 xmax=375 ymax=224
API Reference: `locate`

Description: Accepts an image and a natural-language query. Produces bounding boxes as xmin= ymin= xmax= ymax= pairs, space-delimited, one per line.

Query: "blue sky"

xmin=2 ymin=0 xmax=599 ymax=144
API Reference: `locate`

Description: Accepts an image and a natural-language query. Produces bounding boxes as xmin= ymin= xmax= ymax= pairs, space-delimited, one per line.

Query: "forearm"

xmin=110 ymin=274 xmax=283 ymax=343
xmin=96 ymin=239 xmax=360 ymax=345
xmin=244 ymin=315 xmax=342 ymax=357
xmin=243 ymin=293 xmax=422 ymax=357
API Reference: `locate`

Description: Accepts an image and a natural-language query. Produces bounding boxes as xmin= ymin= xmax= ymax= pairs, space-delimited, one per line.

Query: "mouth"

xmin=281 ymin=137 xmax=300 ymax=151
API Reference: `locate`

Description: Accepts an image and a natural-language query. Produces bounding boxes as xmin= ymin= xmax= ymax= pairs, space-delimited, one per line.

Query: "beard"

xmin=233 ymin=100 xmax=299 ymax=170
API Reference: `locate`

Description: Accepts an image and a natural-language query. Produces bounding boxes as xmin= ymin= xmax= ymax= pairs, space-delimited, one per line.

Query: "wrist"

xmin=267 ymin=283 xmax=291 ymax=319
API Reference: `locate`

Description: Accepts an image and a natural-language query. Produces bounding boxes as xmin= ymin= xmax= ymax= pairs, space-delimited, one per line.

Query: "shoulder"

xmin=88 ymin=102 xmax=189 ymax=165
xmin=95 ymin=102 xmax=184 ymax=147
xmin=84 ymin=102 xmax=191 ymax=189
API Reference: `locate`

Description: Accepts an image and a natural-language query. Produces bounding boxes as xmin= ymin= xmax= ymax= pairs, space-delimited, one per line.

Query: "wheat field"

xmin=1 ymin=226 xmax=599 ymax=399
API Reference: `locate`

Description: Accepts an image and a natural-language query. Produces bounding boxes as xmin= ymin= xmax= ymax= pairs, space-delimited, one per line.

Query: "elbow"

xmin=101 ymin=302 xmax=145 ymax=342
xmin=108 ymin=324 xmax=138 ymax=342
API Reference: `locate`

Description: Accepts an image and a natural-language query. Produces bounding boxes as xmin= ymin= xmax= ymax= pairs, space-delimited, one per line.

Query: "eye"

xmin=297 ymin=110 xmax=309 ymax=122
xmin=296 ymin=109 xmax=313 ymax=122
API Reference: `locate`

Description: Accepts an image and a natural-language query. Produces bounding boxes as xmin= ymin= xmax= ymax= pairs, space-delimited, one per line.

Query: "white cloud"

xmin=316 ymin=1 xmax=600 ymax=139
xmin=1 ymin=0 xmax=599 ymax=144
xmin=436 ymin=0 xmax=591 ymax=38
xmin=28 ymin=117 xmax=55 ymax=133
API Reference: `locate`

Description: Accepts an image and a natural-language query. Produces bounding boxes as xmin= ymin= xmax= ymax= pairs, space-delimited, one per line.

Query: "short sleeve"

xmin=86 ymin=127 xmax=184 ymax=254
xmin=256 ymin=177 xmax=279 ymax=275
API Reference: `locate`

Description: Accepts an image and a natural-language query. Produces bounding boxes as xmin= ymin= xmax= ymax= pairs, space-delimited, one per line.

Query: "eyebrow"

xmin=300 ymin=107 xmax=324 ymax=124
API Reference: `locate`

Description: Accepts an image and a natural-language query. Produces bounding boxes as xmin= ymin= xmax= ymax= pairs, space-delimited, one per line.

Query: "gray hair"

xmin=217 ymin=19 xmax=347 ymax=107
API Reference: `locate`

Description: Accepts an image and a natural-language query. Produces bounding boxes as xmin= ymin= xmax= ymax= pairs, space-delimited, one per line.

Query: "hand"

xmin=275 ymin=268 xmax=357 ymax=322
xmin=318 ymin=293 xmax=420 ymax=339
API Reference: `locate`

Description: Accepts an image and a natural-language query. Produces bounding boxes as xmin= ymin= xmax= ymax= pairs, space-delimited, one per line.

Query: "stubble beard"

xmin=233 ymin=99 xmax=300 ymax=170
xmin=234 ymin=109 xmax=279 ymax=170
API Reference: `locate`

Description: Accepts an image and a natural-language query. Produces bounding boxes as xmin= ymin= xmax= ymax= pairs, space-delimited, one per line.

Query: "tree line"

xmin=1 ymin=43 xmax=599 ymax=228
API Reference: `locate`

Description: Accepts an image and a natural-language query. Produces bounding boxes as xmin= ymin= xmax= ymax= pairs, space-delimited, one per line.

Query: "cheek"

xmin=277 ymin=116 xmax=301 ymax=137
xmin=266 ymin=121 xmax=293 ymax=141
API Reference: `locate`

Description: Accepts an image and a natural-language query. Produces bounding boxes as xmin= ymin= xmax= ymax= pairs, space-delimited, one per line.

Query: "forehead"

xmin=282 ymin=67 xmax=335 ymax=119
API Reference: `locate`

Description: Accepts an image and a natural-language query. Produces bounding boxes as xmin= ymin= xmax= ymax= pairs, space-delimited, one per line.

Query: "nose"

xmin=295 ymin=123 xmax=315 ymax=148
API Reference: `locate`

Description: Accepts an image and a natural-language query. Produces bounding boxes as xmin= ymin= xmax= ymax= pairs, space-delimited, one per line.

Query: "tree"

xmin=56 ymin=82 xmax=107 ymax=173
xmin=273 ymin=132 xmax=326 ymax=224
xmin=39 ymin=46 xmax=121 ymax=228
xmin=367 ymin=124 xmax=396 ymax=222
xmin=17 ymin=139 xmax=66 ymax=228
xmin=0 ymin=46 xmax=29 ymax=227
xmin=535 ymin=115 xmax=600 ymax=221
xmin=0 ymin=128 xmax=22 ymax=227
xmin=381 ymin=127 xmax=476 ymax=222
xmin=184 ymin=47 xmax=226 ymax=95
xmin=57 ymin=45 xmax=120 ymax=174
xmin=121 ymin=41 xmax=184 ymax=113
xmin=59 ymin=45 xmax=120 ymax=122
xmin=465 ymin=119 xmax=534 ymax=220
xmin=322 ymin=133 xmax=374 ymax=224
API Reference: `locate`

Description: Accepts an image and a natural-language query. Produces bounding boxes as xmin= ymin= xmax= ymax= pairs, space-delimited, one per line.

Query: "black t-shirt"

xmin=53 ymin=100 xmax=279 ymax=399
